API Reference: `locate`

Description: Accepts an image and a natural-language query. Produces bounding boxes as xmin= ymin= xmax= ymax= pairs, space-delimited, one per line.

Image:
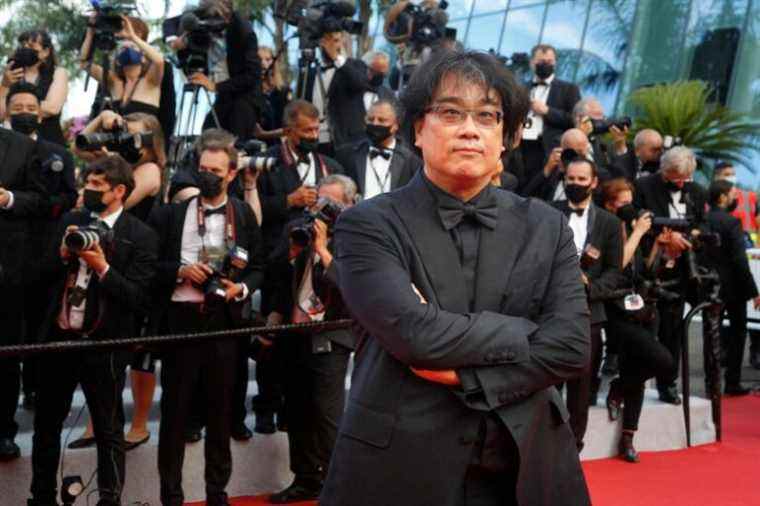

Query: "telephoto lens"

xmin=64 ymin=229 xmax=101 ymax=253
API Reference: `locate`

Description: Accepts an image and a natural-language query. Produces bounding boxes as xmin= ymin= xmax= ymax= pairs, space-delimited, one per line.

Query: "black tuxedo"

xmin=334 ymin=139 xmax=419 ymax=198
xmin=297 ymin=58 xmax=369 ymax=148
xmin=148 ymin=196 xmax=265 ymax=506
xmin=31 ymin=208 xmax=158 ymax=506
xmin=537 ymin=78 xmax=582 ymax=152
xmin=322 ymin=173 xmax=590 ymax=506
xmin=609 ymin=150 xmax=639 ymax=181
xmin=633 ymin=173 xmax=707 ymax=221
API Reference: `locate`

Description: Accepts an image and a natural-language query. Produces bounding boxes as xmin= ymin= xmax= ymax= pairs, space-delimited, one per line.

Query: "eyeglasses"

xmin=425 ymin=104 xmax=503 ymax=128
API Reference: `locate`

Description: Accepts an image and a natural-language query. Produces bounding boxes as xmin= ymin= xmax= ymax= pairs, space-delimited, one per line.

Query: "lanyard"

xmin=368 ymin=156 xmax=392 ymax=192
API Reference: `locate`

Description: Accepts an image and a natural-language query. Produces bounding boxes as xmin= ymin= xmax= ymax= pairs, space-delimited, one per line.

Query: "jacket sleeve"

xmin=215 ymin=16 xmax=261 ymax=98
xmin=259 ymin=169 xmax=291 ymax=225
xmin=239 ymin=203 xmax=266 ymax=294
xmin=587 ymin=216 xmax=624 ymax=302
xmin=147 ymin=205 xmax=183 ymax=292
xmin=727 ymin=217 xmax=759 ymax=300
xmin=544 ymin=83 xmax=580 ymax=130
xmin=334 ymin=59 xmax=369 ymax=95
xmin=335 ymin=205 xmax=541 ymax=370
xmin=9 ymin=146 xmax=48 ymax=218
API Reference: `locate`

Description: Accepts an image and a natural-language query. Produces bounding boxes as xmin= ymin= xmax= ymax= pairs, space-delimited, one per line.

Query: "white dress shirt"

xmin=553 ymin=180 xmax=567 ymax=201
xmin=292 ymin=253 xmax=326 ymax=323
xmin=288 ymin=144 xmax=317 ymax=187
xmin=363 ymin=139 xmax=396 ymax=200
xmin=313 ymin=55 xmax=346 ymax=144
xmin=668 ymin=190 xmax=686 ymax=218
xmin=363 ymin=90 xmax=379 ymax=114
xmin=523 ymin=74 xmax=555 ymax=141
xmin=568 ymin=205 xmax=590 ymax=255
xmin=58 ymin=207 xmax=123 ymax=331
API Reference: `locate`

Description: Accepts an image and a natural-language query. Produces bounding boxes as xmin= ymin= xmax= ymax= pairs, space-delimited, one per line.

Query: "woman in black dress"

xmin=257 ymin=45 xmax=291 ymax=145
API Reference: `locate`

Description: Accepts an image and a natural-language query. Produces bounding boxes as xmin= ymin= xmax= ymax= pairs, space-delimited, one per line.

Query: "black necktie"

xmin=369 ymin=147 xmax=391 ymax=160
xmin=204 ymin=206 xmax=226 ymax=217
xmin=438 ymin=196 xmax=499 ymax=230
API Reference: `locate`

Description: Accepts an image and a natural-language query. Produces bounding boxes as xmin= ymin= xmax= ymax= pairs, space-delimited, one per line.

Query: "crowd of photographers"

xmin=0 ymin=0 xmax=758 ymax=504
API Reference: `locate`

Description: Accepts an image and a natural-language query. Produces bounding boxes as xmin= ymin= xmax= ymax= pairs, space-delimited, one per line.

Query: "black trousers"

xmin=721 ymin=297 xmax=749 ymax=386
xmin=655 ymin=298 xmax=685 ymax=390
xmin=566 ymin=323 xmax=603 ymax=448
xmin=606 ymin=312 xmax=674 ymax=431
xmin=31 ymin=343 xmax=129 ymax=506
xmin=281 ymin=334 xmax=350 ymax=485
xmin=204 ymin=94 xmax=258 ymax=140
xmin=0 ymin=284 xmax=24 ymax=440
xmin=158 ymin=303 xmax=237 ymax=506
xmin=22 ymin=281 xmax=48 ymax=398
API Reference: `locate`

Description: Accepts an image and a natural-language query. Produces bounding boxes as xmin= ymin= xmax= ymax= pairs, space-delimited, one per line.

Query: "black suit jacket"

xmin=257 ymin=144 xmax=344 ymax=252
xmin=705 ymin=208 xmax=759 ymax=303
xmin=214 ymin=11 xmax=262 ymax=108
xmin=609 ymin=150 xmax=639 ymax=181
xmin=298 ymin=58 xmax=369 ymax=148
xmin=633 ymin=173 xmax=707 ymax=221
xmin=147 ymin=196 xmax=265 ymax=318
xmin=40 ymin=209 xmax=158 ymax=342
xmin=0 ymin=127 xmax=46 ymax=287
xmin=528 ymin=78 xmax=581 ymax=151
xmin=553 ymin=201 xmax=624 ymax=324
xmin=334 ymin=138 xmax=419 ymax=197
xmin=322 ymin=173 xmax=590 ymax=506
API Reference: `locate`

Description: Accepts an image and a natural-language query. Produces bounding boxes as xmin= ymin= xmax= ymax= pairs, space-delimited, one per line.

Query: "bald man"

xmin=610 ymin=128 xmax=664 ymax=181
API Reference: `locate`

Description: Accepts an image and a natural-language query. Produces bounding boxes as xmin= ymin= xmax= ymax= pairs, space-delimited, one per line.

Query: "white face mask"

xmin=723 ymin=175 xmax=738 ymax=185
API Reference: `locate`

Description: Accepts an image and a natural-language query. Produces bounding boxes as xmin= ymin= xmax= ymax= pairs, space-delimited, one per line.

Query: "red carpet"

xmin=187 ymin=395 xmax=760 ymax=506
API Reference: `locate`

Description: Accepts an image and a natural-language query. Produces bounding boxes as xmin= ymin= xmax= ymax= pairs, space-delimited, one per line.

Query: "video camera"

xmin=88 ymin=0 xmax=137 ymax=51
xmin=198 ymin=246 xmax=249 ymax=306
xmin=171 ymin=7 xmax=229 ymax=75
xmin=64 ymin=221 xmax=114 ymax=253
xmin=8 ymin=47 xmax=39 ymax=70
xmin=237 ymin=139 xmax=277 ymax=173
xmin=76 ymin=125 xmax=153 ymax=165
xmin=404 ymin=0 xmax=454 ymax=46
xmin=591 ymin=116 xmax=632 ymax=135
xmin=290 ymin=197 xmax=345 ymax=248
xmin=276 ymin=0 xmax=363 ymax=50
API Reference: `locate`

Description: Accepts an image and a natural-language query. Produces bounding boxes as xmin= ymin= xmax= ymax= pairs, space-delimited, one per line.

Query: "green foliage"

xmin=627 ymin=80 xmax=760 ymax=169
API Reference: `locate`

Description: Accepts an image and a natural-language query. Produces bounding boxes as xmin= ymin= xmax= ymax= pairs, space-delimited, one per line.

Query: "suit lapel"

xmin=584 ymin=204 xmax=597 ymax=248
xmin=546 ymin=80 xmax=559 ymax=107
xmin=355 ymin=143 xmax=369 ymax=194
xmin=388 ymin=145 xmax=405 ymax=190
xmin=390 ymin=173 xmax=468 ymax=313
xmin=473 ymin=194 xmax=527 ymax=312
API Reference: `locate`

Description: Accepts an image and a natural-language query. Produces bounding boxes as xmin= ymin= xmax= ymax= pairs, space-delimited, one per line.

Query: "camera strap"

xmin=196 ymin=197 xmax=237 ymax=263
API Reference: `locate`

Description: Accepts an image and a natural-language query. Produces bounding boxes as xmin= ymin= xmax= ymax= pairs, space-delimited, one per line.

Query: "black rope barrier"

xmin=0 ymin=319 xmax=354 ymax=358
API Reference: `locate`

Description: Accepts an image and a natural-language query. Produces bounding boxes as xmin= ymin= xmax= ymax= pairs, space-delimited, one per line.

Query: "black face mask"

xmin=726 ymin=199 xmax=738 ymax=213
xmin=616 ymin=203 xmax=638 ymax=224
xmin=83 ymin=189 xmax=108 ymax=214
xmin=664 ymin=180 xmax=681 ymax=193
xmin=565 ymin=183 xmax=592 ymax=204
xmin=298 ymin=138 xmax=319 ymax=155
xmin=366 ymin=124 xmax=392 ymax=146
xmin=369 ymin=74 xmax=385 ymax=88
xmin=641 ymin=160 xmax=660 ymax=173
xmin=10 ymin=113 xmax=39 ymax=135
xmin=535 ymin=62 xmax=555 ymax=80
xmin=197 ymin=171 xmax=224 ymax=199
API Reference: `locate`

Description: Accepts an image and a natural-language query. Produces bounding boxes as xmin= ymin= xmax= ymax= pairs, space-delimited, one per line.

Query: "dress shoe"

xmin=606 ymin=380 xmax=623 ymax=422
xmin=0 ymin=437 xmax=20 ymax=461
xmin=231 ymin=423 xmax=253 ymax=441
xmin=254 ymin=412 xmax=276 ymax=434
xmin=269 ymin=482 xmax=322 ymax=504
xmin=750 ymin=350 xmax=760 ymax=370
xmin=184 ymin=428 xmax=203 ymax=443
xmin=658 ymin=386 xmax=682 ymax=405
xmin=619 ymin=432 xmax=640 ymax=463
xmin=67 ymin=435 xmax=96 ymax=449
xmin=601 ymin=353 xmax=619 ymax=376
xmin=724 ymin=384 xmax=751 ymax=396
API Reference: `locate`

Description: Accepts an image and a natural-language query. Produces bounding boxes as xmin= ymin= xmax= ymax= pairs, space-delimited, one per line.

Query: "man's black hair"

xmin=714 ymin=161 xmax=734 ymax=174
xmin=82 ymin=154 xmax=136 ymax=201
xmin=708 ymin=179 xmax=734 ymax=207
xmin=400 ymin=49 xmax=530 ymax=153
xmin=5 ymin=81 xmax=41 ymax=107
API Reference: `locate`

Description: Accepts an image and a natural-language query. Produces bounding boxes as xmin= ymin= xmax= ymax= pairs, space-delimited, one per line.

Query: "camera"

xmin=198 ymin=246 xmax=249 ymax=306
xmin=237 ymin=139 xmax=277 ymax=173
xmin=64 ymin=221 xmax=114 ymax=253
xmin=276 ymin=0 xmax=364 ymax=50
xmin=591 ymin=116 xmax=632 ymax=135
xmin=290 ymin=196 xmax=345 ymax=248
xmin=88 ymin=0 xmax=137 ymax=51
xmin=663 ymin=135 xmax=683 ymax=150
xmin=174 ymin=7 xmax=228 ymax=75
xmin=9 ymin=47 xmax=39 ymax=70
xmin=405 ymin=0 xmax=455 ymax=46
xmin=76 ymin=125 xmax=153 ymax=164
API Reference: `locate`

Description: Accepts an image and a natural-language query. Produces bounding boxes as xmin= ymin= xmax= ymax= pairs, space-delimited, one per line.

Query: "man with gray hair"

xmin=633 ymin=145 xmax=707 ymax=404
xmin=572 ymin=97 xmax=628 ymax=171
xmin=266 ymin=174 xmax=357 ymax=503
xmin=610 ymin=128 xmax=664 ymax=181
xmin=362 ymin=50 xmax=394 ymax=114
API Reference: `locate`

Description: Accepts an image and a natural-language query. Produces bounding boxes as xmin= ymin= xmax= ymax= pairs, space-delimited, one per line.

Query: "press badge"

xmin=624 ymin=294 xmax=645 ymax=312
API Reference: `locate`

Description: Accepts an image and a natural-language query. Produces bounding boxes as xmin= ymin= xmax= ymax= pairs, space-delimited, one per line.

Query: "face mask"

xmin=369 ymin=74 xmax=385 ymax=88
xmin=564 ymin=183 xmax=592 ymax=204
xmin=616 ymin=203 xmax=638 ymax=224
xmin=83 ymin=188 xmax=108 ymax=214
xmin=535 ymin=62 xmax=554 ymax=80
xmin=117 ymin=47 xmax=142 ymax=67
xmin=664 ymin=180 xmax=681 ymax=193
xmin=298 ymin=138 xmax=319 ymax=155
xmin=10 ymin=113 xmax=39 ymax=135
xmin=723 ymin=175 xmax=738 ymax=185
xmin=726 ymin=199 xmax=738 ymax=213
xmin=366 ymin=124 xmax=392 ymax=146
xmin=197 ymin=171 xmax=224 ymax=199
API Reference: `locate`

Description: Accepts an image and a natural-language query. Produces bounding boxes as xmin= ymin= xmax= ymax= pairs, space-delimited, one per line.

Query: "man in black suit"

xmin=176 ymin=0 xmax=263 ymax=139
xmin=296 ymin=31 xmax=369 ymax=152
xmin=634 ymin=146 xmax=706 ymax=404
xmin=361 ymin=50 xmax=395 ymax=112
xmin=322 ymin=50 xmax=590 ymax=506
xmin=5 ymin=82 xmax=78 ymax=410
xmin=609 ymin=129 xmax=664 ymax=182
xmin=334 ymin=98 xmax=419 ymax=200
xmin=267 ymin=175 xmax=357 ymax=503
xmin=572 ymin=97 xmax=628 ymax=174
xmin=520 ymin=44 xmax=581 ymax=181
xmin=0 ymin=127 xmax=44 ymax=461
xmin=29 ymin=155 xmax=158 ymax=506
xmin=552 ymin=157 xmax=624 ymax=450
xmin=149 ymin=129 xmax=265 ymax=506
xmin=705 ymin=180 xmax=760 ymax=395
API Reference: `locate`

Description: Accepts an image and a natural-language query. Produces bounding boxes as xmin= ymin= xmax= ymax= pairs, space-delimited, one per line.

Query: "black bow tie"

xmin=320 ymin=63 xmax=334 ymax=73
xmin=438 ymin=196 xmax=498 ymax=230
xmin=569 ymin=207 xmax=585 ymax=217
xmin=369 ymin=147 xmax=391 ymax=160
xmin=531 ymin=81 xmax=549 ymax=88
xmin=204 ymin=205 xmax=226 ymax=217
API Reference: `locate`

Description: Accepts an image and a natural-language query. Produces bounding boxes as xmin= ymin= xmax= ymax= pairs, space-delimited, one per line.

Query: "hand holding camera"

xmin=179 ymin=262 xmax=213 ymax=285
xmin=632 ymin=211 xmax=653 ymax=236
xmin=115 ymin=14 xmax=138 ymax=41
xmin=287 ymin=185 xmax=319 ymax=208
xmin=60 ymin=224 xmax=110 ymax=274
xmin=188 ymin=72 xmax=216 ymax=92
xmin=543 ymin=147 xmax=562 ymax=177
xmin=2 ymin=66 xmax=24 ymax=87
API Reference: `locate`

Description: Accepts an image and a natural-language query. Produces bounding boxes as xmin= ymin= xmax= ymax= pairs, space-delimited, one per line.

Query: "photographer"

xmin=297 ymin=31 xmax=369 ymax=153
xmin=148 ymin=128 xmax=265 ymax=506
xmin=634 ymin=146 xmax=707 ymax=404
xmin=551 ymin=155 xmax=624 ymax=451
xmin=600 ymin=178 xmax=675 ymax=462
xmin=0 ymin=29 xmax=69 ymax=146
xmin=610 ymin=129 xmax=664 ymax=182
xmin=172 ymin=0 xmax=263 ymax=139
xmin=29 ymin=155 xmax=158 ymax=506
xmin=704 ymin=180 xmax=760 ymax=395
xmin=572 ymin=97 xmax=629 ymax=173
xmin=80 ymin=15 xmax=165 ymax=118
xmin=266 ymin=174 xmax=356 ymax=503
xmin=523 ymin=128 xmax=595 ymax=201
xmin=361 ymin=50 xmax=394 ymax=113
